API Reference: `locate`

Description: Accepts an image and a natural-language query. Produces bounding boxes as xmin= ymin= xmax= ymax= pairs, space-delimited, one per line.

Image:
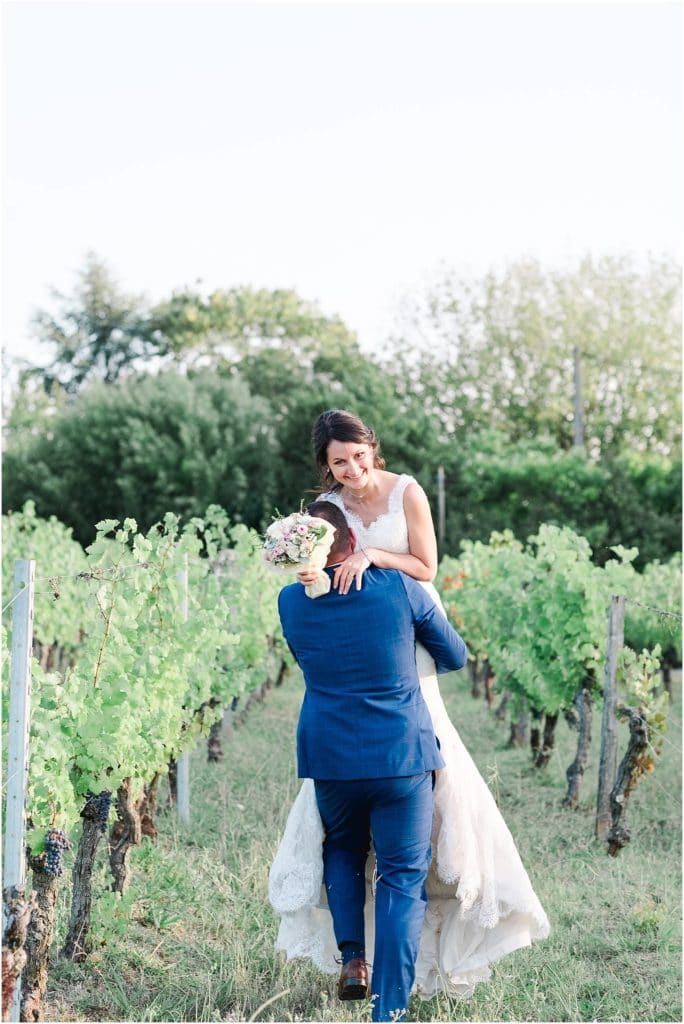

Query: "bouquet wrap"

xmin=263 ymin=513 xmax=336 ymax=599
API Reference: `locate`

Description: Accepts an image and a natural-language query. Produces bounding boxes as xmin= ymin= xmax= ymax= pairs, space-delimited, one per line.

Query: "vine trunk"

xmin=21 ymin=860 xmax=59 ymax=1020
xmin=60 ymin=800 xmax=103 ymax=961
xmin=607 ymin=707 xmax=650 ymax=856
xmin=534 ymin=712 xmax=559 ymax=769
xmin=563 ymin=685 xmax=593 ymax=807
xmin=137 ymin=773 xmax=161 ymax=840
xmin=110 ymin=777 xmax=142 ymax=893
xmin=508 ymin=708 xmax=529 ymax=747
xmin=2 ymin=885 xmax=35 ymax=1020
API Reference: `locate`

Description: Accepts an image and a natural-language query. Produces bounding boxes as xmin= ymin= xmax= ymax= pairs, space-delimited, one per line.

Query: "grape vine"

xmin=438 ymin=524 xmax=679 ymax=805
xmin=2 ymin=500 xmax=289 ymax=994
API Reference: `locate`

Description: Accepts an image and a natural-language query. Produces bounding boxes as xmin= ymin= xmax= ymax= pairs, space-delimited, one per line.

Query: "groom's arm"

xmin=399 ymin=574 xmax=468 ymax=674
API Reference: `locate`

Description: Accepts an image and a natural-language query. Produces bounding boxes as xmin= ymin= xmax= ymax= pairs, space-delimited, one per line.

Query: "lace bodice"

xmin=320 ymin=474 xmax=415 ymax=555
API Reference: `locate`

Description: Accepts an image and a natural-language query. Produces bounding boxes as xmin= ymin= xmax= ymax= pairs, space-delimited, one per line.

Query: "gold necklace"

xmin=345 ymin=483 xmax=372 ymax=502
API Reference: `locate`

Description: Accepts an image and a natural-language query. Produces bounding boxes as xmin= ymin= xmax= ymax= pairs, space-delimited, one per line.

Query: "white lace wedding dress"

xmin=268 ymin=475 xmax=550 ymax=998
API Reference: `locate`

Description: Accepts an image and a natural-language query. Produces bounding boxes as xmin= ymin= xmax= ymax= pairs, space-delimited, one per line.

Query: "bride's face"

xmin=327 ymin=440 xmax=375 ymax=490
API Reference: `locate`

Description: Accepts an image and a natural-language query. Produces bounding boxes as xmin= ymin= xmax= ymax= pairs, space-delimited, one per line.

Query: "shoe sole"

xmin=338 ymin=981 xmax=368 ymax=1001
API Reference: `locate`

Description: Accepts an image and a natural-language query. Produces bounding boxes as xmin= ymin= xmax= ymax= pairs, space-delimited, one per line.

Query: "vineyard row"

xmin=2 ymin=502 xmax=290 ymax=1020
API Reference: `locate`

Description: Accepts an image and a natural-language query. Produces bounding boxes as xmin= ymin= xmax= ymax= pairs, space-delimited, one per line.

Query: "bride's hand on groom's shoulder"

xmin=333 ymin=551 xmax=372 ymax=595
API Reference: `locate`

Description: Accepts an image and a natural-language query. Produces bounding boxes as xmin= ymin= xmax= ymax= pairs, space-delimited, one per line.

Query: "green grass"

xmin=44 ymin=669 xmax=682 ymax=1022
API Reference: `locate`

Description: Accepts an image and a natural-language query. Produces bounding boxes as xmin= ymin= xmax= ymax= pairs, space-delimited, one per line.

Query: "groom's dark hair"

xmin=306 ymin=501 xmax=351 ymax=558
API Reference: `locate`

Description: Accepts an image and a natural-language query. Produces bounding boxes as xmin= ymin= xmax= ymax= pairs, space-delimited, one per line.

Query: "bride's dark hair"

xmin=312 ymin=409 xmax=385 ymax=492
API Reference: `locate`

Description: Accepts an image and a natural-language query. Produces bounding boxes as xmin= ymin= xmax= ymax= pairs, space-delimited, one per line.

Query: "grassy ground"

xmin=44 ymin=668 xmax=681 ymax=1023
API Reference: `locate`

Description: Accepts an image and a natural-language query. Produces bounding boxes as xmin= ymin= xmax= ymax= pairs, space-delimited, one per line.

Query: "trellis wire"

xmin=624 ymin=598 xmax=682 ymax=622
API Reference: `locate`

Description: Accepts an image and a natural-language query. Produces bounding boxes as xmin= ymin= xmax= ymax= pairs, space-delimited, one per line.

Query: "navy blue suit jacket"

xmin=278 ymin=567 xmax=468 ymax=780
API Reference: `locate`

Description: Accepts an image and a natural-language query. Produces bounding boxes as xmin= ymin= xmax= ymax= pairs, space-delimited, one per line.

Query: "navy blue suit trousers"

xmin=315 ymin=772 xmax=433 ymax=1023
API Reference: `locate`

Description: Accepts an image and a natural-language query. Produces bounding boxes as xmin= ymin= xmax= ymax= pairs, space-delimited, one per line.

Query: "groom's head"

xmin=306 ymin=501 xmax=355 ymax=566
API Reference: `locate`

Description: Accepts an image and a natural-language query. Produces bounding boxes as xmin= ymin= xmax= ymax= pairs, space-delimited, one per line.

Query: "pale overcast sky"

xmin=2 ymin=1 xmax=682 ymax=369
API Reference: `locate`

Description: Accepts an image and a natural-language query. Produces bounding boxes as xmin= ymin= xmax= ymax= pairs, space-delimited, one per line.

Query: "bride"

xmin=268 ymin=409 xmax=550 ymax=1000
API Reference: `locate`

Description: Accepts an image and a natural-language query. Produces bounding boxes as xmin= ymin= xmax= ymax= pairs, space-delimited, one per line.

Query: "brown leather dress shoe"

xmin=337 ymin=958 xmax=369 ymax=1000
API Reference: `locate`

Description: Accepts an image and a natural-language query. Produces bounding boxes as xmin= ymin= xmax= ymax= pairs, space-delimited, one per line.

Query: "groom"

xmin=277 ymin=501 xmax=468 ymax=1023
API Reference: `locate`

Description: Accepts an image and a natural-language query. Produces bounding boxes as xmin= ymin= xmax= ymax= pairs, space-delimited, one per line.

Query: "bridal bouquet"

xmin=263 ymin=512 xmax=336 ymax=598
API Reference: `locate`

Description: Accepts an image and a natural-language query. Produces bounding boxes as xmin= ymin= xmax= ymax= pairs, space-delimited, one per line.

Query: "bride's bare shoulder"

xmin=376 ymin=469 xmax=401 ymax=493
xmin=403 ymin=479 xmax=432 ymax=514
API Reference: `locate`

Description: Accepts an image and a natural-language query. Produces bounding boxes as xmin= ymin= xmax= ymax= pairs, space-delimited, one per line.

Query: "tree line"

xmin=3 ymin=251 xmax=681 ymax=565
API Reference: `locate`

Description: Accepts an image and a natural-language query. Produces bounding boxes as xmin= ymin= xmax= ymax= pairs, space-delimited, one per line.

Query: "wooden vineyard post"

xmin=2 ymin=560 xmax=36 ymax=1023
xmin=573 ymin=345 xmax=584 ymax=450
xmin=176 ymin=555 xmax=190 ymax=826
xmin=596 ymin=595 xmax=625 ymax=838
xmin=436 ymin=465 xmax=445 ymax=551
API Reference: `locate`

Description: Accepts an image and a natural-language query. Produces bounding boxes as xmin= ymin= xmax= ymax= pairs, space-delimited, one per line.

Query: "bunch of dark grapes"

xmin=44 ymin=829 xmax=70 ymax=877
xmin=85 ymin=790 xmax=113 ymax=833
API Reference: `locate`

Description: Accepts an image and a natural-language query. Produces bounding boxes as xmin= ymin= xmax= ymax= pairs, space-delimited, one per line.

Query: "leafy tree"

xmin=2 ymin=367 xmax=64 ymax=445
xmin=147 ymin=285 xmax=358 ymax=366
xmin=446 ymin=432 xmax=612 ymax=552
xmin=433 ymin=430 xmax=681 ymax=568
xmin=390 ymin=253 xmax=682 ymax=456
xmin=2 ymin=370 xmax=279 ymax=544
xmin=30 ymin=253 xmax=158 ymax=394
xmin=597 ymin=452 xmax=682 ymax=568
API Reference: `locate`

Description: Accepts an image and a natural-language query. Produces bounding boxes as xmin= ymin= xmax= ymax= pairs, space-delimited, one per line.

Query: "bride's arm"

xmin=333 ymin=483 xmax=438 ymax=594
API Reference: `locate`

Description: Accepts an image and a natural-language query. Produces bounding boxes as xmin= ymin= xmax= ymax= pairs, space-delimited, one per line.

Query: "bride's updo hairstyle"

xmin=312 ymin=409 xmax=386 ymax=492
